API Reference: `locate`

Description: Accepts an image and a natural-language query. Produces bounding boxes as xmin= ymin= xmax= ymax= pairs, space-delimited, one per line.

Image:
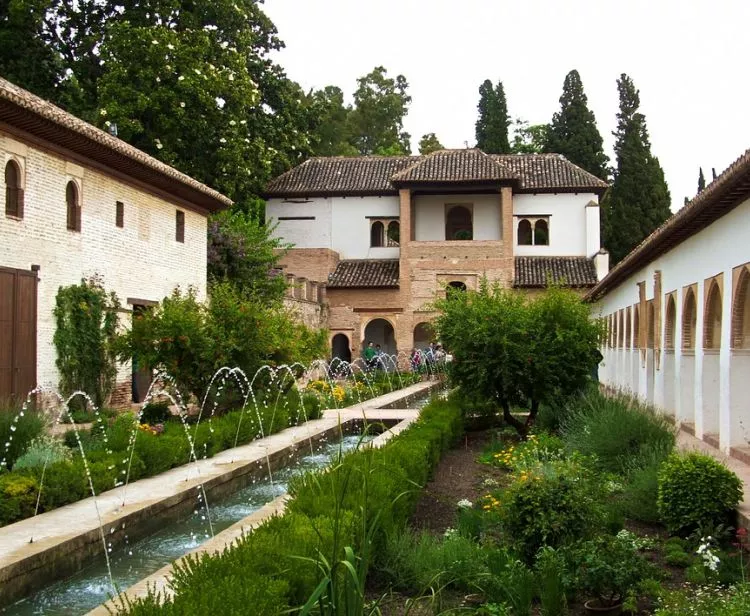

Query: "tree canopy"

xmin=475 ymin=79 xmax=511 ymax=154
xmin=602 ymin=74 xmax=671 ymax=265
xmin=418 ymin=132 xmax=444 ymax=155
xmin=510 ymin=118 xmax=549 ymax=154
xmin=546 ymin=70 xmax=609 ymax=180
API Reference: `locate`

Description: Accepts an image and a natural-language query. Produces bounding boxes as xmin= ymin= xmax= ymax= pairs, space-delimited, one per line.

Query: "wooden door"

xmin=0 ymin=267 xmax=37 ymax=401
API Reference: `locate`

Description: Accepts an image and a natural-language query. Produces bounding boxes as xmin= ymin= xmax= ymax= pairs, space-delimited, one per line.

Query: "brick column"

xmin=285 ymin=274 xmax=295 ymax=298
xmin=318 ymin=283 xmax=327 ymax=304
xmin=309 ymin=281 xmax=319 ymax=303
xmin=296 ymin=277 xmax=308 ymax=301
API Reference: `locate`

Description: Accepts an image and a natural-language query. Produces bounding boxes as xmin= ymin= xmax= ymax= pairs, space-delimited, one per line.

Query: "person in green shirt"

xmin=363 ymin=341 xmax=377 ymax=369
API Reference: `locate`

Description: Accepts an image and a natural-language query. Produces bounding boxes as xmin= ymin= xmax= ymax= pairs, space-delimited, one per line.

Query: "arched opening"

xmin=664 ymin=295 xmax=676 ymax=350
xmin=625 ymin=306 xmax=632 ymax=348
xmin=445 ymin=205 xmax=472 ymax=240
xmin=647 ymin=301 xmax=655 ymax=349
xmin=386 ymin=220 xmax=400 ymax=246
xmin=517 ymin=219 xmax=532 ymax=245
xmin=5 ymin=159 xmax=22 ymax=218
xmin=732 ymin=268 xmax=750 ymax=349
xmin=682 ymin=289 xmax=696 ymax=349
xmin=534 ymin=219 xmax=549 ymax=246
xmin=447 ymin=281 xmax=467 ymax=293
xmin=363 ymin=318 xmax=397 ymax=366
xmin=704 ymin=281 xmax=722 ymax=349
xmin=413 ymin=322 xmax=434 ymax=350
xmin=613 ymin=312 xmax=619 ymax=348
xmin=370 ymin=221 xmax=384 ymax=247
xmin=633 ymin=305 xmax=640 ymax=349
xmin=66 ymin=180 xmax=80 ymax=231
xmin=331 ymin=333 xmax=351 ymax=363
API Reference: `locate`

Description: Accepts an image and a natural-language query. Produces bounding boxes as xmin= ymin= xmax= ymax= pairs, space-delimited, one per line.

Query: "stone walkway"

xmin=677 ymin=428 xmax=750 ymax=529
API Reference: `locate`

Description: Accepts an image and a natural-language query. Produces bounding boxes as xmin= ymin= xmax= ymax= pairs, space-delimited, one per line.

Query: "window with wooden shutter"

xmin=5 ymin=160 xmax=23 ymax=218
xmin=66 ymin=181 xmax=81 ymax=231
xmin=176 ymin=210 xmax=185 ymax=243
xmin=116 ymin=201 xmax=124 ymax=228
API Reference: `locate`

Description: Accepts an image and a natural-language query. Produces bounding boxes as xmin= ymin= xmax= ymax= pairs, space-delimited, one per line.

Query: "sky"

xmin=263 ymin=0 xmax=749 ymax=212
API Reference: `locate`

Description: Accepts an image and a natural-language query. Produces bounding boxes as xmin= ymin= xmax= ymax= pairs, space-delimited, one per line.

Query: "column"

xmin=719 ymin=268 xmax=733 ymax=452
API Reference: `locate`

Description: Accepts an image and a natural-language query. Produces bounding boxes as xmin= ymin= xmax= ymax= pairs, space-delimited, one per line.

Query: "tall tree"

xmin=418 ymin=132 xmax=444 ymax=154
xmin=603 ymin=74 xmax=671 ymax=265
xmin=347 ymin=66 xmax=411 ymax=155
xmin=546 ymin=70 xmax=609 ymax=179
xmin=698 ymin=167 xmax=706 ymax=192
xmin=475 ymin=79 xmax=511 ymax=154
xmin=510 ymin=118 xmax=549 ymax=154
xmin=306 ymin=86 xmax=357 ymax=157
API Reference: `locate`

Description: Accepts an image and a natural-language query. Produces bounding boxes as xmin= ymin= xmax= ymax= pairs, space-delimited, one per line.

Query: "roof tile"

xmin=514 ymin=256 xmax=598 ymax=288
xmin=392 ymin=149 xmax=518 ymax=184
xmin=327 ymin=259 xmax=399 ymax=288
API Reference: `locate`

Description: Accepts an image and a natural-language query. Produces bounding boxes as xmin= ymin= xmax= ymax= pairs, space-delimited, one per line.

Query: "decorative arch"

xmin=534 ymin=219 xmax=549 ymax=246
xmin=447 ymin=281 xmax=467 ymax=293
xmin=386 ymin=220 xmax=400 ymax=246
xmin=66 ymin=180 xmax=81 ymax=231
xmin=4 ymin=159 xmax=23 ymax=218
xmin=517 ymin=219 xmax=532 ymax=245
xmin=647 ymin=300 xmax=655 ymax=349
xmin=732 ymin=266 xmax=750 ymax=349
xmin=664 ymin=294 xmax=676 ymax=350
xmin=682 ymin=287 xmax=697 ymax=349
xmin=370 ymin=221 xmax=384 ymax=247
xmin=363 ymin=317 xmax=397 ymax=360
xmin=704 ymin=280 xmax=723 ymax=350
xmin=625 ymin=306 xmax=632 ymax=348
xmin=413 ymin=322 xmax=434 ymax=349
xmin=331 ymin=333 xmax=351 ymax=363
xmin=613 ymin=311 xmax=619 ymax=348
xmin=446 ymin=205 xmax=472 ymax=240
xmin=633 ymin=305 xmax=641 ymax=349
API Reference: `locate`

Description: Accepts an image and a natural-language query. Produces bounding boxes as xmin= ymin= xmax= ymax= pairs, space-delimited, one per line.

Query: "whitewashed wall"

xmin=513 ymin=193 xmax=598 ymax=256
xmin=0 ymin=133 xmax=209 ymax=391
xmin=593 ymin=195 xmax=750 ymax=452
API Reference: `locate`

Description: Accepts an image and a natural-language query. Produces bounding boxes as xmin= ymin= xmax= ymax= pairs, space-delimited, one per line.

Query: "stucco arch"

xmin=664 ymin=294 xmax=676 ymax=350
xmin=704 ymin=281 xmax=722 ymax=350
xmin=682 ymin=288 xmax=697 ymax=349
xmin=732 ymin=266 xmax=750 ymax=349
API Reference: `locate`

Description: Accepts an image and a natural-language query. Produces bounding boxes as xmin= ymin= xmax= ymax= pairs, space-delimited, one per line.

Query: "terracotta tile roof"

xmin=265 ymin=156 xmax=418 ymax=197
xmin=587 ymin=148 xmax=750 ymax=302
xmin=327 ymin=259 xmax=400 ymax=288
xmin=263 ymin=151 xmax=607 ymax=198
xmin=0 ymin=77 xmax=231 ymax=213
xmin=391 ymin=149 xmax=518 ymax=184
xmin=494 ymin=154 xmax=608 ymax=192
xmin=514 ymin=256 xmax=599 ymax=288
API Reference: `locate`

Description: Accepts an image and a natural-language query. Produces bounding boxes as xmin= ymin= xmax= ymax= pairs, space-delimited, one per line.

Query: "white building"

xmin=264 ymin=149 xmax=609 ymax=361
xmin=0 ymin=78 xmax=231 ymax=404
xmin=589 ymin=148 xmax=750 ymax=457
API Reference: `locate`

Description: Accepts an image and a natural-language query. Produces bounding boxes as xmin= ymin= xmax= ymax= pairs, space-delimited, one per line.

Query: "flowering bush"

xmin=481 ymin=432 xmax=565 ymax=471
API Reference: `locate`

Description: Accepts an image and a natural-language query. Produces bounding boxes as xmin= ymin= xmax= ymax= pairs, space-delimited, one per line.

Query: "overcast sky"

xmin=263 ymin=0 xmax=749 ymax=212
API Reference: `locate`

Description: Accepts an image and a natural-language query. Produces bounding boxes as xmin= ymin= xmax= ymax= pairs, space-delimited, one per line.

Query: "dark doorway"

xmin=331 ymin=333 xmax=352 ymax=363
xmin=448 ymin=281 xmax=467 ymax=292
xmin=131 ymin=304 xmax=153 ymax=403
xmin=0 ymin=266 xmax=37 ymax=401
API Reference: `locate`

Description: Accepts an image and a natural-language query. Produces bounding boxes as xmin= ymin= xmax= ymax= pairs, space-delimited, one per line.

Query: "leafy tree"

xmin=475 ymin=79 xmax=510 ymax=154
xmin=433 ymin=282 xmax=602 ymax=436
xmin=698 ymin=167 xmax=706 ymax=193
xmin=347 ymin=66 xmax=411 ymax=155
xmin=603 ymin=74 xmax=671 ymax=265
xmin=207 ymin=209 xmax=288 ymax=302
xmin=546 ymin=70 xmax=609 ymax=179
xmin=53 ymin=276 xmax=121 ymax=409
xmin=510 ymin=118 xmax=549 ymax=154
xmin=418 ymin=132 xmax=444 ymax=155
xmin=305 ymin=86 xmax=358 ymax=157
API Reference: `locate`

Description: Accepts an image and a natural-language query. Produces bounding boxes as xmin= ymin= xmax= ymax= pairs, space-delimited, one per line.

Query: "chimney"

xmin=594 ymin=249 xmax=610 ymax=281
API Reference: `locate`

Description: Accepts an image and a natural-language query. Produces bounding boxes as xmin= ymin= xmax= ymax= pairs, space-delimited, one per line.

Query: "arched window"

xmin=387 ymin=220 xmax=400 ymax=247
xmin=732 ymin=268 xmax=750 ymax=349
xmin=704 ymin=281 xmax=722 ymax=349
xmin=370 ymin=221 xmax=384 ymax=247
xmin=5 ymin=160 xmax=23 ymax=218
xmin=633 ymin=305 xmax=641 ymax=349
xmin=517 ymin=219 xmax=532 ymax=245
xmin=448 ymin=281 xmax=466 ymax=293
xmin=534 ymin=219 xmax=549 ymax=246
xmin=682 ymin=288 xmax=696 ymax=349
xmin=613 ymin=312 xmax=619 ymax=348
xmin=664 ymin=295 xmax=676 ymax=350
xmin=625 ymin=306 xmax=632 ymax=348
xmin=647 ymin=301 xmax=655 ymax=349
xmin=446 ymin=205 xmax=472 ymax=240
xmin=66 ymin=181 xmax=80 ymax=231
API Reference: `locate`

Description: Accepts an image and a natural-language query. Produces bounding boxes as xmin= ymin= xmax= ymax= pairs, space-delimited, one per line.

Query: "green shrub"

xmin=618 ymin=442 xmax=672 ymax=524
xmin=664 ymin=549 xmax=691 ymax=568
xmin=13 ymin=434 xmax=71 ymax=470
xmin=497 ymin=459 xmax=606 ymax=562
xmin=481 ymin=431 xmax=565 ymax=472
xmin=0 ymin=402 xmax=46 ymax=470
xmin=139 ymin=401 xmax=171 ymax=425
xmin=0 ymin=473 xmax=39 ymax=523
xmin=561 ymin=391 xmax=675 ymax=474
xmin=535 ymin=546 xmax=569 ymax=616
xmin=654 ymin=582 xmax=750 ymax=615
xmin=37 ymin=459 xmax=89 ymax=510
xmin=657 ymin=452 xmax=743 ymax=534
xmin=482 ymin=549 xmax=536 ymax=615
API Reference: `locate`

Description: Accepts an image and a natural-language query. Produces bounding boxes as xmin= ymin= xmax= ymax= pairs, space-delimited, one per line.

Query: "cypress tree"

xmin=546 ymin=70 xmax=609 ymax=180
xmin=475 ymin=79 xmax=511 ymax=154
xmin=698 ymin=167 xmax=706 ymax=192
xmin=603 ymin=74 xmax=671 ymax=265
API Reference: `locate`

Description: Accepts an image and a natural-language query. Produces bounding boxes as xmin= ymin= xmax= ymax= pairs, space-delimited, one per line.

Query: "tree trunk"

xmin=525 ymin=399 xmax=540 ymax=429
xmin=502 ymin=400 xmax=528 ymax=437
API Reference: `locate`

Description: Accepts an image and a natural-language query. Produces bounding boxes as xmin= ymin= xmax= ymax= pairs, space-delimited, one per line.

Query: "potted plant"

xmin=573 ymin=535 xmax=649 ymax=614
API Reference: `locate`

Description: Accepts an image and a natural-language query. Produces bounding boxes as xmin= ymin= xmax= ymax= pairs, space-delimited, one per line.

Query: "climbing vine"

xmin=53 ymin=276 xmax=121 ymax=409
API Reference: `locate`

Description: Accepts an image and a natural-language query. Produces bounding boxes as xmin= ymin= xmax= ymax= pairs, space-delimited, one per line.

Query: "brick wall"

xmin=278 ymin=248 xmax=339 ymax=283
xmin=0 ymin=132 xmax=210 ymax=405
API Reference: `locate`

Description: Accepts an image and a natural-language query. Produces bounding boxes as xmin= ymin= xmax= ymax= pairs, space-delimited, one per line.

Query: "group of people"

xmin=410 ymin=342 xmax=448 ymax=373
xmin=363 ymin=341 xmax=387 ymax=370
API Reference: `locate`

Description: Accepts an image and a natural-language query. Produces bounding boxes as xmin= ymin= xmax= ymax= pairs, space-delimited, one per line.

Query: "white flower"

xmin=457 ymin=498 xmax=472 ymax=509
xmin=194 ymin=68 xmax=201 ymax=75
xmin=240 ymin=120 xmax=246 ymax=125
xmin=215 ymin=97 xmax=226 ymax=109
xmin=154 ymin=139 xmax=163 ymax=150
xmin=99 ymin=108 xmax=107 ymax=117
xmin=180 ymin=102 xmax=185 ymax=108
xmin=229 ymin=120 xmax=236 ymax=126
xmin=228 ymin=73 xmax=234 ymax=81
xmin=151 ymin=40 xmax=158 ymax=45
xmin=443 ymin=527 xmax=458 ymax=538
xmin=219 ymin=138 xmax=227 ymax=144
xmin=167 ymin=44 xmax=174 ymax=50
xmin=155 ymin=76 xmax=161 ymax=83
xmin=178 ymin=75 xmax=185 ymax=81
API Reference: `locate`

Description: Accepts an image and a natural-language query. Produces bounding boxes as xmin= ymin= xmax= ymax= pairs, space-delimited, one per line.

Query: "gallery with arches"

xmin=591 ymin=148 xmax=750 ymax=457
